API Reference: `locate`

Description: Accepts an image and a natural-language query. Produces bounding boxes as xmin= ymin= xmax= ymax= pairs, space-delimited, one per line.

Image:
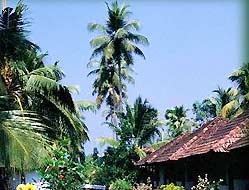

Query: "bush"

xmin=160 ymin=183 xmax=185 ymax=190
xmin=38 ymin=140 xmax=87 ymax=190
xmin=191 ymin=175 xmax=223 ymax=190
xmin=93 ymin=146 xmax=139 ymax=186
xmin=109 ymin=179 xmax=132 ymax=190
xmin=133 ymin=177 xmax=152 ymax=190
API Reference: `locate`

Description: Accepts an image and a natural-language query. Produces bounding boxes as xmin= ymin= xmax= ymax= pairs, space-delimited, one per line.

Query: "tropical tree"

xmin=87 ymin=58 xmax=133 ymax=121
xmin=0 ymin=1 xmax=37 ymax=64
xmin=192 ymin=99 xmax=217 ymax=124
xmin=101 ymin=96 xmax=160 ymax=156
xmin=0 ymin=52 xmax=90 ymax=187
xmin=193 ymin=87 xmax=239 ymax=123
xmin=0 ymin=2 xmax=89 ymax=189
xmin=229 ymin=62 xmax=249 ymax=109
xmin=165 ymin=105 xmax=194 ymax=138
xmin=0 ymin=0 xmax=89 ymax=152
xmin=93 ymin=97 xmax=161 ymax=185
xmin=210 ymin=87 xmax=239 ymax=119
xmin=88 ymin=1 xmax=149 ymax=113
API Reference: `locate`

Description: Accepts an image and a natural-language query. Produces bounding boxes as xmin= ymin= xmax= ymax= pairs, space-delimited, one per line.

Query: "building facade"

xmin=136 ymin=111 xmax=249 ymax=190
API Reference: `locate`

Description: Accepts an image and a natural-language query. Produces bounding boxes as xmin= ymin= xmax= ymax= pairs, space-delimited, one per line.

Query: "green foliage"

xmin=193 ymin=87 xmax=239 ymax=121
xmin=88 ymin=1 xmax=148 ymax=112
xmin=229 ymin=62 xmax=249 ymax=109
xmin=114 ymin=96 xmax=160 ymax=147
xmin=91 ymin=97 xmax=161 ymax=185
xmin=160 ymin=183 xmax=185 ymax=190
xmin=0 ymin=0 xmax=89 ymax=176
xmin=193 ymin=63 xmax=249 ymax=121
xmin=211 ymin=87 xmax=239 ymax=119
xmin=82 ymin=155 xmax=102 ymax=185
xmin=0 ymin=110 xmax=52 ymax=171
xmin=165 ymin=106 xmax=195 ymax=138
xmin=0 ymin=0 xmax=37 ymax=62
xmin=109 ymin=179 xmax=132 ymax=190
xmin=192 ymin=99 xmax=217 ymax=124
xmin=92 ymin=145 xmax=139 ymax=186
xmin=133 ymin=177 xmax=152 ymax=190
xmin=38 ymin=140 xmax=87 ymax=190
xmin=191 ymin=175 xmax=223 ymax=190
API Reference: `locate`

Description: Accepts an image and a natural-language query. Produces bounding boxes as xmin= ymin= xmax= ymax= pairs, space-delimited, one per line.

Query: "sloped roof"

xmin=136 ymin=111 xmax=249 ymax=166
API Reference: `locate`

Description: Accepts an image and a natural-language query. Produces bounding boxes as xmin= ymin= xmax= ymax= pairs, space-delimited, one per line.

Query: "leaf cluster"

xmin=38 ymin=140 xmax=87 ymax=190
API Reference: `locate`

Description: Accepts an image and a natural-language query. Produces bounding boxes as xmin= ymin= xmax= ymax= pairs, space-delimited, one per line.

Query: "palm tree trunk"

xmin=111 ymin=81 xmax=118 ymax=139
xmin=117 ymin=62 xmax=123 ymax=112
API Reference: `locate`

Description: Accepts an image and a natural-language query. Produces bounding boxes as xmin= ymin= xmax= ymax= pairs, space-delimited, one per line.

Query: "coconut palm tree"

xmin=88 ymin=1 xmax=148 ymax=112
xmin=0 ymin=0 xmax=88 ymax=148
xmin=100 ymin=96 xmax=161 ymax=158
xmin=0 ymin=53 xmax=90 ymax=189
xmin=0 ymin=2 xmax=89 ymax=188
xmin=210 ymin=87 xmax=239 ymax=118
xmin=229 ymin=63 xmax=249 ymax=109
xmin=88 ymin=58 xmax=134 ymax=122
xmin=0 ymin=1 xmax=37 ymax=64
xmin=1 ymin=0 xmax=89 ymax=147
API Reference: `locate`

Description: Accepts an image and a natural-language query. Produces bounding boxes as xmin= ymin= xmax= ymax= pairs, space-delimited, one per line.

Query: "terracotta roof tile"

xmin=136 ymin=110 xmax=249 ymax=166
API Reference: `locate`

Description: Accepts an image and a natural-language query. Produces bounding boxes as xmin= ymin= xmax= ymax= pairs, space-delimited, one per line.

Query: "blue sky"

xmin=8 ymin=0 xmax=242 ymax=154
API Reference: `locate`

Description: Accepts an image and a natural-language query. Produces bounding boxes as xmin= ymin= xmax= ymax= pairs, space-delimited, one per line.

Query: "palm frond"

xmin=134 ymin=145 xmax=146 ymax=159
xmin=25 ymin=75 xmax=61 ymax=93
xmin=67 ymin=85 xmax=80 ymax=94
xmin=29 ymin=65 xmax=64 ymax=81
xmin=87 ymin=60 xmax=101 ymax=69
xmin=124 ymin=20 xmax=140 ymax=31
xmin=97 ymin=137 xmax=120 ymax=148
xmin=115 ymin=28 xmax=128 ymax=39
xmin=75 ymin=100 xmax=97 ymax=112
xmin=87 ymin=23 xmax=107 ymax=33
xmin=0 ymin=109 xmax=53 ymax=170
xmin=90 ymin=35 xmax=110 ymax=48
xmin=220 ymin=99 xmax=238 ymax=118
xmin=128 ymin=33 xmax=149 ymax=46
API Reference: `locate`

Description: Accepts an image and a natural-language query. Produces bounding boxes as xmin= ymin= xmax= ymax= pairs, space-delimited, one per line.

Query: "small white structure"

xmin=81 ymin=184 xmax=106 ymax=190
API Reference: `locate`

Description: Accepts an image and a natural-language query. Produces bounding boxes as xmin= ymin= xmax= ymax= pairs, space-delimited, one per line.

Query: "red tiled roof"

xmin=136 ymin=111 xmax=249 ymax=166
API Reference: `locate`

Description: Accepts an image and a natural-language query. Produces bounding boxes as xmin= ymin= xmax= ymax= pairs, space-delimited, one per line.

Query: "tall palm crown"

xmin=211 ymin=87 xmax=238 ymax=118
xmin=0 ymin=1 xmax=36 ymax=63
xmin=88 ymin=1 xmax=149 ymax=112
xmin=107 ymin=96 xmax=160 ymax=148
xmin=229 ymin=63 xmax=249 ymax=108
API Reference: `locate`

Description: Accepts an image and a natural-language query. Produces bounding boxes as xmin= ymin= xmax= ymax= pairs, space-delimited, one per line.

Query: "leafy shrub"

xmin=133 ymin=177 xmax=152 ymax=190
xmin=109 ymin=179 xmax=132 ymax=190
xmin=38 ymin=140 xmax=86 ymax=190
xmin=160 ymin=183 xmax=185 ymax=190
xmin=191 ymin=175 xmax=223 ymax=190
xmin=82 ymin=156 xmax=101 ymax=184
xmin=93 ymin=146 xmax=139 ymax=186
